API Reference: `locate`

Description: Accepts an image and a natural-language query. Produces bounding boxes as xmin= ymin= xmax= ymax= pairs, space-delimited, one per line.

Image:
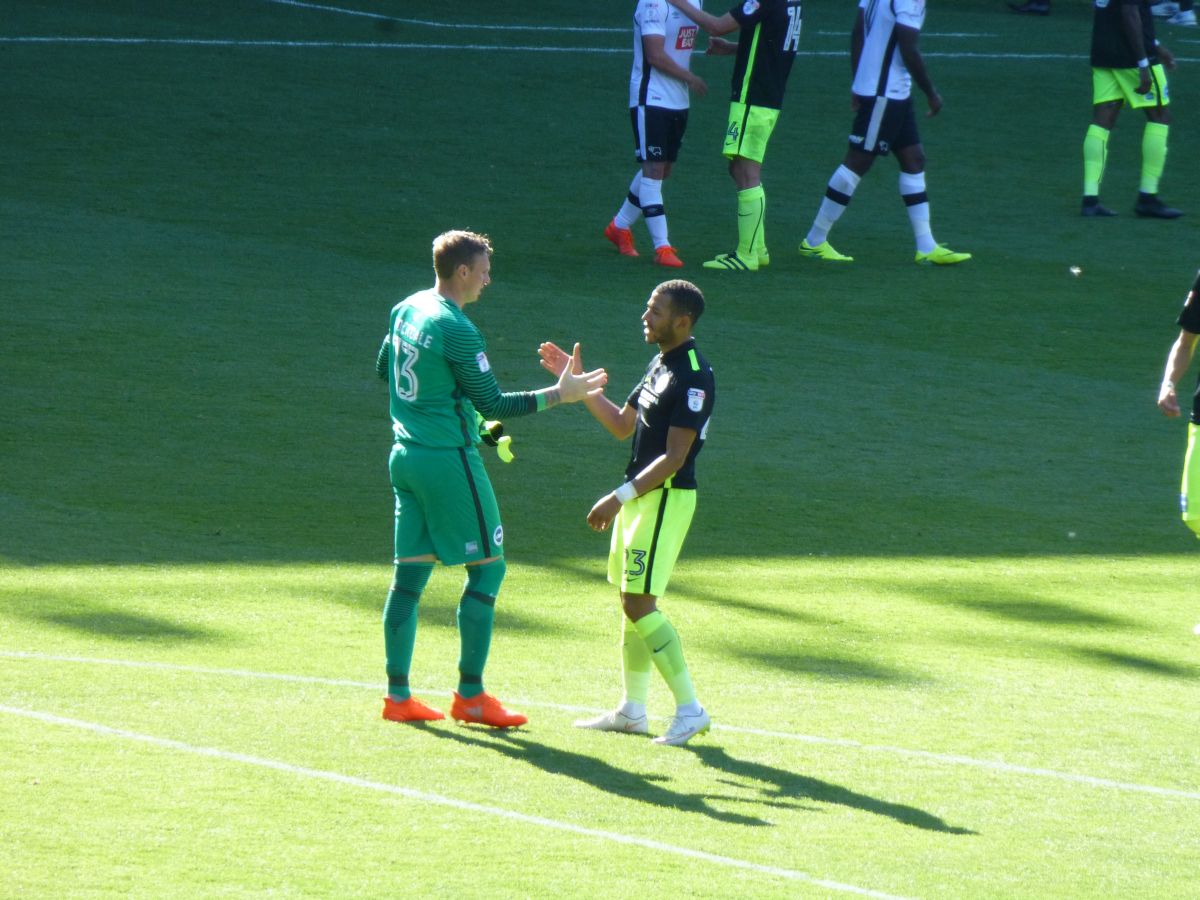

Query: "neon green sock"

xmin=621 ymin=616 xmax=652 ymax=705
xmin=736 ymin=186 xmax=765 ymax=259
xmin=1141 ymin=122 xmax=1169 ymax=194
xmin=1082 ymin=124 xmax=1110 ymax=196
xmin=383 ymin=562 xmax=434 ymax=700
xmin=456 ymin=559 xmax=505 ymax=698
xmin=633 ymin=610 xmax=696 ymax=707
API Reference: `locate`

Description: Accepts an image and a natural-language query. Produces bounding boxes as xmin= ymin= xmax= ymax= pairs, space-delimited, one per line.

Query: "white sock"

xmin=806 ymin=164 xmax=860 ymax=246
xmin=619 ymin=700 xmax=647 ymax=719
xmin=614 ymin=172 xmax=643 ymax=229
xmin=675 ymin=700 xmax=703 ymax=717
xmin=900 ymin=171 xmax=936 ymax=253
xmin=639 ymin=177 xmax=670 ymax=249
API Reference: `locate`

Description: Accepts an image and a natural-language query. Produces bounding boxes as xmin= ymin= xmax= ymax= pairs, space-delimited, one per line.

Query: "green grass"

xmin=3 ymin=1 xmax=1200 ymax=896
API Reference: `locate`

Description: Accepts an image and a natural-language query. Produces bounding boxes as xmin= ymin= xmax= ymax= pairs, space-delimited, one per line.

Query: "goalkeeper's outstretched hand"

xmin=554 ymin=343 xmax=606 ymax=403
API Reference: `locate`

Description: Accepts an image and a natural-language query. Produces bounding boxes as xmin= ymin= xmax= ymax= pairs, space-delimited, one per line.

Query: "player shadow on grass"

xmin=421 ymin=727 xmax=784 ymax=826
xmin=685 ymin=745 xmax=976 ymax=835
xmin=9 ymin=596 xmax=221 ymax=643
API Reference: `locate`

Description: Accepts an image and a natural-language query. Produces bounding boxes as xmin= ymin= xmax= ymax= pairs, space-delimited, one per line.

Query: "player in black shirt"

xmin=539 ymin=280 xmax=716 ymax=746
xmin=1157 ymin=270 xmax=1200 ymax=538
xmin=666 ymin=0 xmax=802 ymax=271
xmin=1083 ymin=0 xmax=1181 ymax=218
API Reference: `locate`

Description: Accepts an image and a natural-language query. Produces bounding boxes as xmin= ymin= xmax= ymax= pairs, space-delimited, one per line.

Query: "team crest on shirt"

xmin=654 ymin=371 xmax=672 ymax=393
xmin=687 ymin=388 xmax=705 ymax=412
xmin=742 ymin=0 xmax=760 ymax=13
xmin=476 ymin=351 xmax=491 ymax=373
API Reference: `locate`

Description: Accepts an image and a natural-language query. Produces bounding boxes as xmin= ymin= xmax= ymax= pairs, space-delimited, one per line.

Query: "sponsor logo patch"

xmin=676 ymin=25 xmax=697 ymax=50
xmin=465 ymin=540 xmax=479 ymax=555
xmin=687 ymin=388 xmax=705 ymax=412
xmin=655 ymin=371 xmax=672 ymax=393
xmin=742 ymin=0 xmax=760 ymax=14
xmin=476 ymin=351 xmax=491 ymax=373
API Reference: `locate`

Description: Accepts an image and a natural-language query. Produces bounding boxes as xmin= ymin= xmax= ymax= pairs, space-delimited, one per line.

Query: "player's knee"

xmin=621 ymin=592 xmax=657 ymax=622
xmin=466 ymin=557 xmax=506 ymax=600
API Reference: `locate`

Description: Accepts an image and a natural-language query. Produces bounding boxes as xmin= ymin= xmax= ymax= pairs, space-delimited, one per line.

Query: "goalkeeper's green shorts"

xmin=607 ymin=485 xmax=696 ymax=597
xmin=1181 ymin=422 xmax=1200 ymax=538
xmin=389 ymin=442 xmax=503 ymax=564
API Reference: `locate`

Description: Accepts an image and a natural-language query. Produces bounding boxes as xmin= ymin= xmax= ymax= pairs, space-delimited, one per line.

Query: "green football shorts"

xmin=389 ymin=442 xmax=504 ymax=564
xmin=722 ymin=102 xmax=779 ymax=163
xmin=607 ymin=486 xmax=697 ymax=597
xmin=1092 ymin=65 xmax=1170 ymax=109
xmin=1181 ymin=422 xmax=1200 ymax=538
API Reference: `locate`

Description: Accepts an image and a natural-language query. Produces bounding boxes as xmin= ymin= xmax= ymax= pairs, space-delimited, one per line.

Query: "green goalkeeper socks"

xmin=383 ymin=562 xmax=434 ymax=700
xmin=633 ymin=610 xmax=696 ymax=707
xmin=457 ymin=559 xmax=506 ymax=698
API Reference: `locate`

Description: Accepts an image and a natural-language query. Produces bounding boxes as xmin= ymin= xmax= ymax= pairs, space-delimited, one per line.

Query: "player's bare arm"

xmin=706 ymin=36 xmax=737 ymax=56
xmin=1158 ymin=43 xmax=1176 ymax=72
xmin=1121 ymin=4 xmax=1153 ymax=93
xmin=664 ymin=0 xmax=739 ymax=36
xmin=538 ymin=341 xmax=636 ymax=437
xmin=850 ymin=11 xmax=865 ymax=79
xmin=587 ymin=426 xmax=697 ymax=532
xmin=1158 ymin=329 xmax=1199 ymax=417
xmin=897 ymin=25 xmax=941 ymax=116
xmin=644 ymin=33 xmax=707 ymax=96
xmin=531 ymin=344 xmax=607 ymax=408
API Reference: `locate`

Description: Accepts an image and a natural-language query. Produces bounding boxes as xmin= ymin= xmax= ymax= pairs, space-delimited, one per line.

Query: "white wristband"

xmin=1164 ymin=379 xmax=1176 ymax=393
xmin=614 ymin=482 xmax=638 ymax=505
xmin=1138 ymin=57 xmax=1150 ymax=69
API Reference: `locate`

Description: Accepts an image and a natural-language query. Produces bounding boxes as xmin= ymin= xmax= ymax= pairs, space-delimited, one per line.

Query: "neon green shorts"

xmin=1181 ymin=422 xmax=1200 ymax=538
xmin=607 ymin=486 xmax=696 ymax=597
xmin=1092 ymin=65 xmax=1170 ymax=109
xmin=389 ymin=442 xmax=504 ymax=564
xmin=722 ymin=102 xmax=779 ymax=163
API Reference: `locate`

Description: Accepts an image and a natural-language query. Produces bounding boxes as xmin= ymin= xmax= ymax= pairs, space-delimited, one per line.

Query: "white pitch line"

xmin=265 ymin=0 xmax=626 ymax=32
xmin=0 ymin=703 xmax=908 ymax=900
xmin=4 ymin=650 xmax=1198 ymax=801
xmin=0 ymin=37 xmax=1114 ymax=62
xmin=264 ymin=0 xmax=996 ymax=40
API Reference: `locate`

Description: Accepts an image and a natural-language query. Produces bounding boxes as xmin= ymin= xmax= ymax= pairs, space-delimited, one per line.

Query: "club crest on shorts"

xmin=687 ymin=388 xmax=705 ymax=412
xmin=742 ymin=0 xmax=760 ymax=14
xmin=493 ymin=525 xmax=504 ymax=546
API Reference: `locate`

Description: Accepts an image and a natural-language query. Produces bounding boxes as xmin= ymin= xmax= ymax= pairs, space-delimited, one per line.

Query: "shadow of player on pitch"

xmin=422 ymin=726 xmax=789 ymax=826
xmin=686 ymin=744 xmax=976 ymax=834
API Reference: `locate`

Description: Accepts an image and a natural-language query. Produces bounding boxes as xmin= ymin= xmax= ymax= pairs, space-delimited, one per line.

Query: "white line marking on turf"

xmin=0 ymin=703 xmax=907 ymax=899
xmin=0 ymin=37 xmax=1139 ymax=63
xmin=266 ymin=0 xmax=626 ymax=32
xmin=265 ymin=1 xmax=996 ymax=40
xmin=4 ymin=650 xmax=1198 ymax=801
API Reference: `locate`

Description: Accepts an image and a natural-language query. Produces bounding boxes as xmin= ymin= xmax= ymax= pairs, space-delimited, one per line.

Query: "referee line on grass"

xmin=0 ymin=703 xmax=907 ymax=899
xmin=4 ymin=650 xmax=1199 ymax=801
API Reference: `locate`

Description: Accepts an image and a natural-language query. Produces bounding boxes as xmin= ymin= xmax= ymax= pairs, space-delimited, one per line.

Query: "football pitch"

xmin=2 ymin=0 xmax=1199 ymax=896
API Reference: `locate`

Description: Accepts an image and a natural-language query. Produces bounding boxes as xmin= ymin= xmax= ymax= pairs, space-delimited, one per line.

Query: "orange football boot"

xmin=654 ymin=245 xmax=684 ymax=268
xmin=382 ymin=695 xmax=445 ymax=722
xmin=450 ymin=691 xmax=528 ymax=728
xmin=604 ymin=220 xmax=639 ymax=257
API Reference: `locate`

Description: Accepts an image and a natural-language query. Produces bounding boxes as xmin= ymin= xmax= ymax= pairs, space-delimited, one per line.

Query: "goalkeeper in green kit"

xmin=374 ymin=230 xmax=606 ymax=727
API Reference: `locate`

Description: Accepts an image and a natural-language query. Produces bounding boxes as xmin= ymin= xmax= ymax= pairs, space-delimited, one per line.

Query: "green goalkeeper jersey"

xmin=375 ymin=289 xmax=539 ymax=448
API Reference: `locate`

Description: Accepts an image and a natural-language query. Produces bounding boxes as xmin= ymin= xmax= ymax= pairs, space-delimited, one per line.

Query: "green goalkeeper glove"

xmin=477 ymin=417 xmax=515 ymax=463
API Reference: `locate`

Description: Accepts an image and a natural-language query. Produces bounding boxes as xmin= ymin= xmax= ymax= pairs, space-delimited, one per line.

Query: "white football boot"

xmin=574 ymin=709 xmax=649 ymax=734
xmin=653 ymin=708 xmax=711 ymax=746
